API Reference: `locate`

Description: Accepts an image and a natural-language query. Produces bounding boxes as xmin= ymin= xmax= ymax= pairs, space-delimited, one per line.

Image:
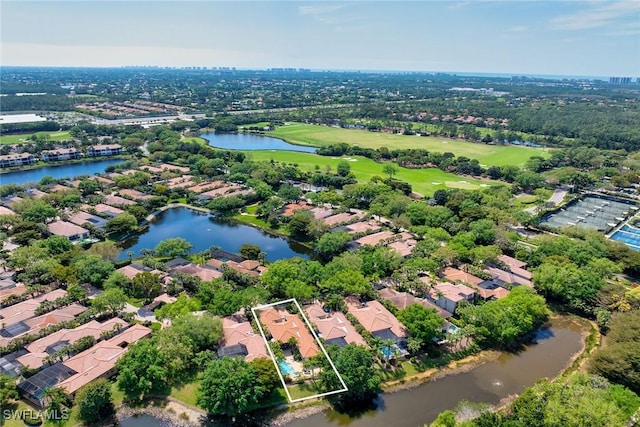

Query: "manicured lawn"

xmin=170 ymin=381 xmax=199 ymax=407
xmin=246 ymin=151 xmax=499 ymax=196
xmin=181 ymin=136 xmax=207 ymax=145
xmin=0 ymin=131 xmax=72 ymax=145
xmin=267 ymin=123 xmax=548 ymax=167
xmin=287 ymin=382 xmax=322 ymax=400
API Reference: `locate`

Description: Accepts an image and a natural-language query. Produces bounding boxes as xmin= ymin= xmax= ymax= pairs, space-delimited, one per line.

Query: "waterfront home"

xmin=344 ymin=296 xmax=408 ymax=344
xmin=378 ymin=287 xmax=451 ymax=319
xmin=86 ymin=144 xmax=123 ymax=157
xmin=25 ymin=188 xmax=48 ymax=199
xmin=304 ymin=302 xmax=367 ymax=347
xmin=118 ymin=189 xmax=154 ymax=202
xmin=17 ymin=317 xmax=129 ymax=369
xmin=168 ymin=260 xmax=223 ymax=281
xmin=259 ymin=307 xmax=320 ymax=359
xmin=218 ymin=314 xmax=269 ymax=362
xmin=207 ymin=258 xmax=267 ymax=278
xmin=282 ymin=201 xmax=313 ymax=217
xmin=41 ymin=148 xmax=82 ymax=162
xmin=427 ymin=282 xmax=476 ymax=314
xmin=47 ymin=220 xmax=90 ymax=241
xmin=0 ymin=153 xmax=36 ymax=168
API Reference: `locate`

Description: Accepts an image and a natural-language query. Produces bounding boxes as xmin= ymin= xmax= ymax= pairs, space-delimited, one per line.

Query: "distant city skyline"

xmin=1 ymin=1 xmax=639 ymax=76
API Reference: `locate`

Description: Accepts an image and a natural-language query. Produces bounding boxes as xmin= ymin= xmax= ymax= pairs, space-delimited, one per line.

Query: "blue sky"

xmin=1 ymin=1 xmax=639 ymax=76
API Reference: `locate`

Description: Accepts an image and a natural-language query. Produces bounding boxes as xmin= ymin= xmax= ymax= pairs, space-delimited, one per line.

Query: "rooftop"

xmin=305 ymin=303 xmax=367 ymax=346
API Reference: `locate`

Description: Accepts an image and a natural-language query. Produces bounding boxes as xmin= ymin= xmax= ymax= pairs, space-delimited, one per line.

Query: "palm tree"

xmin=127 ymin=250 xmax=134 ymax=261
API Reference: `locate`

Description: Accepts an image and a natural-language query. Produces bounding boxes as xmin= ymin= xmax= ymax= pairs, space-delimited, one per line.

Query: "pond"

xmin=201 ymin=132 xmax=317 ymax=153
xmin=118 ymin=206 xmax=311 ymax=261
xmin=0 ymin=159 xmax=125 ymax=186
xmin=285 ymin=317 xmax=585 ymax=427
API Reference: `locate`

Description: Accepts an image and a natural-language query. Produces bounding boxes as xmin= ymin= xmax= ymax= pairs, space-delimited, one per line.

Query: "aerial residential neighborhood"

xmin=1 ymin=1 xmax=640 ymax=427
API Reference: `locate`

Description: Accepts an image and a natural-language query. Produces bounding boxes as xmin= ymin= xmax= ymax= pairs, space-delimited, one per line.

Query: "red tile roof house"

xmin=378 ymin=287 xmax=451 ymax=319
xmin=259 ymin=307 xmax=320 ymax=359
xmin=47 ymin=221 xmax=90 ymax=242
xmin=484 ymin=266 xmax=533 ymax=288
xmin=427 ymin=282 xmax=476 ymax=314
xmin=304 ymin=303 xmax=367 ymax=347
xmin=17 ymin=324 xmax=152 ymax=407
xmin=0 ymin=289 xmax=68 ymax=326
xmin=218 ymin=315 xmax=269 ymax=362
xmin=0 ymin=303 xmax=88 ymax=347
xmin=441 ymin=267 xmax=510 ymax=300
xmin=344 ymin=296 xmax=408 ymax=345
xmin=17 ymin=317 xmax=129 ymax=369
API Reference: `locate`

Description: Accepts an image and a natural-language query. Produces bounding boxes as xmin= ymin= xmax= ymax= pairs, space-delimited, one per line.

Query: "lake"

xmin=118 ymin=206 xmax=311 ymax=261
xmin=119 ymin=415 xmax=173 ymax=427
xmin=0 ymin=159 xmax=125 ymax=186
xmin=201 ymin=132 xmax=317 ymax=152
xmin=285 ymin=317 xmax=585 ymax=427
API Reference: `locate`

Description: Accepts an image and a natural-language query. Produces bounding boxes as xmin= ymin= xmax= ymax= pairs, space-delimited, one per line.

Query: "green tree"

xmin=457 ymin=287 xmax=548 ymax=347
xmin=171 ymin=313 xmax=223 ymax=352
xmin=337 ymin=160 xmax=351 ymax=177
xmin=239 ymin=243 xmax=262 ymax=260
xmin=288 ymin=210 xmax=313 ymax=238
xmin=154 ymin=237 xmax=193 ymax=257
xmin=74 ymin=254 xmax=115 ymax=286
xmin=131 ymin=271 xmax=162 ymax=300
xmin=105 ymin=212 xmax=138 ymax=235
xmin=397 ymin=303 xmax=444 ymax=348
xmin=319 ymin=344 xmax=381 ymax=410
xmin=197 ymin=357 xmax=265 ymax=416
xmin=43 ymin=387 xmax=68 ymax=424
xmin=382 ymin=163 xmax=399 ymax=179
xmin=92 ymin=287 xmax=127 ymax=315
xmin=117 ymin=338 xmax=169 ymax=400
xmin=250 ymin=357 xmax=281 ymax=394
xmin=76 ymin=378 xmax=115 ymax=425
xmin=315 ymin=231 xmax=352 ymax=260
xmin=0 ymin=374 xmax=18 ymax=406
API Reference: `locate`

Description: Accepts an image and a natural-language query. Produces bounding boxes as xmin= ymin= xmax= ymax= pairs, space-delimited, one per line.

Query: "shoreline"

xmin=0 ymin=155 xmax=132 ymax=175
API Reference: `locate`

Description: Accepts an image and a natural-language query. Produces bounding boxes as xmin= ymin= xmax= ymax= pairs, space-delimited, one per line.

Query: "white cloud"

xmin=550 ymin=1 xmax=640 ymax=31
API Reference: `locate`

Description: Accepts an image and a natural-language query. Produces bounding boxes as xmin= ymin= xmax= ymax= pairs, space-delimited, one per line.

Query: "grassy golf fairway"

xmin=268 ymin=123 xmax=547 ymax=167
xmin=245 ymin=150 xmax=499 ymax=196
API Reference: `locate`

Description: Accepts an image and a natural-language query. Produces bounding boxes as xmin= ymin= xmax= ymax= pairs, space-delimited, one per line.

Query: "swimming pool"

xmin=278 ymin=360 xmax=296 ymax=376
xmin=610 ymin=225 xmax=640 ymax=252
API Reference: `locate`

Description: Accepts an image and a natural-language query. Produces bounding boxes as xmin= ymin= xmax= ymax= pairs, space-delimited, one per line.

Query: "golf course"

xmin=0 ymin=130 xmax=72 ymax=145
xmin=266 ymin=123 xmax=548 ymax=167
xmin=246 ymin=150 xmax=500 ymax=196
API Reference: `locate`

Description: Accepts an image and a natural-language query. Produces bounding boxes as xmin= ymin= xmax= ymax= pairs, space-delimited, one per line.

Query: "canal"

xmin=285 ymin=316 xmax=585 ymax=427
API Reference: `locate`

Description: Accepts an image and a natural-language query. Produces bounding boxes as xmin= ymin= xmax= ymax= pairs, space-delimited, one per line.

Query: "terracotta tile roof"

xmin=259 ymin=307 xmax=319 ymax=359
xmin=309 ymin=207 xmax=334 ymax=219
xmin=0 ymin=289 xmax=67 ymax=324
xmin=104 ymin=194 xmax=136 ymax=206
xmin=18 ymin=318 xmax=128 ymax=369
xmin=221 ymin=316 xmax=269 ymax=362
xmin=353 ymin=230 xmax=395 ymax=247
xmin=441 ymin=267 xmax=484 ymax=286
xmin=0 ymin=206 xmax=15 ymax=216
xmin=379 ymin=287 xmax=451 ymax=318
xmin=305 ymin=303 xmax=366 ymax=346
xmin=323 ymin=212 xmax=354 ymax=226
xmin=171 ymin=263 xmax=223 ymax=281
xmin=428 ymin=283 xmax=476 ymax=303
xmin=484 ymin=266 xmax=533 ymax=287
xmin=58 ymin=324 xmax=151 ymax=395
xmin=92 ymin=203 xmax=124 ymax=215
xmin=344 ymin=296 xmax=407 ymax=339
xmin=282 ymin=201 xmax=312 ymax=217
xmin=47 ymin=221 xmax=89 ymax=238
xmin=497 ymin=255 xmax=527 ymax=269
